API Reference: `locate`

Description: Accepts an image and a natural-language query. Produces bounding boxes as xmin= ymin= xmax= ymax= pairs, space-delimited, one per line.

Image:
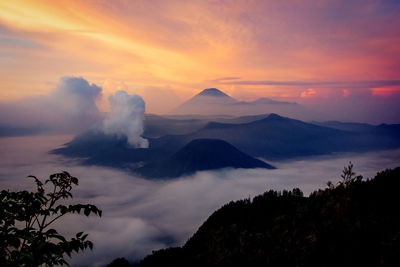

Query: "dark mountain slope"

xmin=185 ymin=113 xmax=355 ymax=159
xmin=135 ymin=139 xmax=274 ymax=178
xmin=136 ymin=167 xmax=400 ymax=267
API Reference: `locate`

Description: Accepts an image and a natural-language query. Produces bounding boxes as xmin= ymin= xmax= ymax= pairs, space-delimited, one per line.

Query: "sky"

xmin=0 ymin=0 xmax=400 ymax=118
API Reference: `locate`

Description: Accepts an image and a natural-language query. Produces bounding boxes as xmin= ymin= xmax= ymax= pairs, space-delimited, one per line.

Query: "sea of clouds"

xmin=0 ymin=135 xmax=399 ymax=266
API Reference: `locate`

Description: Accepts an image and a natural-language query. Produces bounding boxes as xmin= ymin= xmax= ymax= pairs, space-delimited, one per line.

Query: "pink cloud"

xmin=300 ymin=88 xmax=317 ymax=98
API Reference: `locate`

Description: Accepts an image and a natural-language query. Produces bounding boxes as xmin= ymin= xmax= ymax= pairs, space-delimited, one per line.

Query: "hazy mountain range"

xmin=52 ymin=88 xmax=400 ymax=179
xmin=171 ymin=88 xmax=312 ymax=119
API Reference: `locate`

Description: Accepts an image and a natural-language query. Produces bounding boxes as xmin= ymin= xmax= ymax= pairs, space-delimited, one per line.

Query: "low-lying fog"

xmin=1 ymin=135 xmax=399 ymax=266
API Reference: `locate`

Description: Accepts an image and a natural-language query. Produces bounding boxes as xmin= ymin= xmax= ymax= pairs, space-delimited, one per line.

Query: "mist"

xmin=0 ymin=135 xmax=399 ymax=266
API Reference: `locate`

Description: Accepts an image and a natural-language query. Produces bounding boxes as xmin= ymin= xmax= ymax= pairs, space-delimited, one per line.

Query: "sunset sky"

xmin=1 ymin=2 xmax=400 ymax=265
xmin=0 ymin=0 xmax=399 ymax=118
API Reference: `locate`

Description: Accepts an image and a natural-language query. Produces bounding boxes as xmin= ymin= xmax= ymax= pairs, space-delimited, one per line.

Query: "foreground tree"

xmin=0 ymin=171 xmax=102 ymax=266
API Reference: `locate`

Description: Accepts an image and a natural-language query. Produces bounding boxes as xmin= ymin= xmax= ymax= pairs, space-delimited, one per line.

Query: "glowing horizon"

xmin=0 ymin=0 xmax=399 ymax=118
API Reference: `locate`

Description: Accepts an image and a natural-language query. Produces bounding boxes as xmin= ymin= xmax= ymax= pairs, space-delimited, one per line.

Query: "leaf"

xmin=84 ymin=207 xmax=90 ymax=216
xmin=71 ymin=177 xmax=79 ymax=185
xmin=81 ymin=234 xmax=88 ymax=241
xmin=8 ymin=236 xmax=21 ymax=248
xmin=45 ymin=228 xmax=61 ymax=238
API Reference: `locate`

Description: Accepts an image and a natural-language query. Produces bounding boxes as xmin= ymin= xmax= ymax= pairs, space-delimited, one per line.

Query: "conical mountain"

xmin=171 ymin=88 xmax=237 ymax=115
xmin=134 ymin=139 xmax=275 ymax=178
xmin=197 ymin=88 xmax=231 ymax=97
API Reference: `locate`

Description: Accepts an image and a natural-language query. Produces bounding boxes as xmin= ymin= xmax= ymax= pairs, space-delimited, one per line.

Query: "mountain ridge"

xmin=51 ymin=113 xmax=400 ymax=176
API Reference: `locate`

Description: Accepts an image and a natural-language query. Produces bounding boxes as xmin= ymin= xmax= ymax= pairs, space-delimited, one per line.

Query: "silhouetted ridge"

xmin=134 ymin=139 xmax=275 ymax=178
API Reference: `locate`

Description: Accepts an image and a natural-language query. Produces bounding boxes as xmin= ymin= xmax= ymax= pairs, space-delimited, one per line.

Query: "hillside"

xmin=134 ymin=139 xmax=274 ymax=178
xmin=135 ymin=167 xmax=400 ymax=267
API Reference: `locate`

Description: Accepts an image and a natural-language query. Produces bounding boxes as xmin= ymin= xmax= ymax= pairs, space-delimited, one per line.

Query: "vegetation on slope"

xmin=136 ymin=165 xmax=400 ymax=267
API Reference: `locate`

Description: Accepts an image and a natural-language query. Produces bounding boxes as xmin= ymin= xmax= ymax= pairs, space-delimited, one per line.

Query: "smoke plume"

xmin=102 ymin=90 xmax=148 ymax=148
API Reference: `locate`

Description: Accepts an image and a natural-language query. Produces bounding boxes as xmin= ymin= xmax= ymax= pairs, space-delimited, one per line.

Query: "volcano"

xmin=134 ymin=139 xmax=275 ymax=178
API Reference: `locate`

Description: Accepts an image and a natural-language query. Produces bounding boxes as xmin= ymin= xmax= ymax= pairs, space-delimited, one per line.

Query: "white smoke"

xmin=102 ymin=90 xmax=149 ymax=148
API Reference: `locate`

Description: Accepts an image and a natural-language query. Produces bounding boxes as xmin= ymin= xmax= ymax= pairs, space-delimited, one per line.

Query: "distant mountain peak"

xmin=267 ymin=113 xmax=283 ymax=119
xmin=198 ymin=88 xmax=230 ymax=97
xmin=171 ymin=88 xmax=236 ymax=115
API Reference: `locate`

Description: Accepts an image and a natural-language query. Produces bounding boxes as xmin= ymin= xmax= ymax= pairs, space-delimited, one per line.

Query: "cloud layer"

xmin=0 ymin=135 xmax=399 ymax=266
